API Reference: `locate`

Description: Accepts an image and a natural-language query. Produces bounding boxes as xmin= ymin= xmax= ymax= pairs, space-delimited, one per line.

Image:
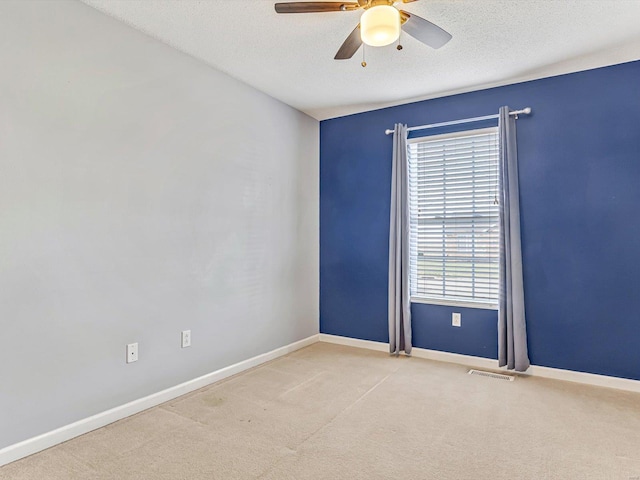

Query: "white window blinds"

xmin=408 ymin=127 xmax=500 ymax=307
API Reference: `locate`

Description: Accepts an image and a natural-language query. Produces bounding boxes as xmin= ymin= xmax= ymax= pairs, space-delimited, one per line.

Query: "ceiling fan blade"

xmin=274 ymin=2 xmax=360 ymax=13
xmin=334 ymin=24 xmax=362 ymax=59
xmin=400 ymin=10 xmax=452 ymax=49
xmin=401 ymin=0 xmax=419 ymax=2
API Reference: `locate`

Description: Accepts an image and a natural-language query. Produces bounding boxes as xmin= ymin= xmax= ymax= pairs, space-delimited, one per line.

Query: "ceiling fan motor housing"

xmin=364 ymin=0 xmax=396 ymax=8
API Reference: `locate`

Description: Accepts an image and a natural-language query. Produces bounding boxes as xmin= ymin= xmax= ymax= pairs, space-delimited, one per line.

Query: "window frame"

xmin=407 ymin=126 xmax=500 ymax=311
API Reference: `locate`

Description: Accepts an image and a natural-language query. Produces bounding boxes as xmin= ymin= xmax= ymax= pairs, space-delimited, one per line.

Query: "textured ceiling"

xmin=81 ymin=0 xmax=640 ymax=120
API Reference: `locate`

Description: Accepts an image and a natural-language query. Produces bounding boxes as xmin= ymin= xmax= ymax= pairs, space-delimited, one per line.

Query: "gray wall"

xmin=0 ymin=0 xmax=318 ymax=449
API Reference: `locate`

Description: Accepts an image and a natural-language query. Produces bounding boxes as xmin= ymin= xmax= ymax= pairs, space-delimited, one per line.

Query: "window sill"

xmin=410 ymin=297 xmax=498 ymax=311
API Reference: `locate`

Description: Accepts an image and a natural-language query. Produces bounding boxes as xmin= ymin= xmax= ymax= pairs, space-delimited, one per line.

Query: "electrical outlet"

xmin=126 ymin=342 xmax=138 ymax=363
xmin=452 ymin=313 xmax=461 ymax=327
xmin=181 ymin=330 xmax=191 ymax=348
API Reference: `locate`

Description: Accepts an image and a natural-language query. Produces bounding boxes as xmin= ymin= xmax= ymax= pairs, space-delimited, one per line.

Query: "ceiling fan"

xmin=274 ymin=0 xmax=452 ymax=61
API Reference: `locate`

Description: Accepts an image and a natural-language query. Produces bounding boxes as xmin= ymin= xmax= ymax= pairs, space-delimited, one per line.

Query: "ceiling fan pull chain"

xmin=361 ymin=44 xmax=367 ymax=67
xmin=397 ymin=31 xmax=403 ymax=51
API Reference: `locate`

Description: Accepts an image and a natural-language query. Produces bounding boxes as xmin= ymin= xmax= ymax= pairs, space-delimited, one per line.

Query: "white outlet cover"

xmin=181 ymin=330 xmax=191 ymax=348
xmin=452 ymin=313 xmax=461 ymax=327
xmin=126 ymin=342 xmax=138 ymax=363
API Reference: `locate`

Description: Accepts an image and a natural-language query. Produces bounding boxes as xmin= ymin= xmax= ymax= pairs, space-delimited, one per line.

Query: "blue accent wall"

xmin=320 ymin=60 xmax=640 ymax=381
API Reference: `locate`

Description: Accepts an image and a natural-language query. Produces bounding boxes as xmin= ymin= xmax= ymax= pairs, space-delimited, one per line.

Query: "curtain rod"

xmin=384 ymin=107 xmax=532 ymax=135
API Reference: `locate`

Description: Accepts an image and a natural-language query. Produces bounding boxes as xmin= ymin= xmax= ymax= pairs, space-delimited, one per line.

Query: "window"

xmin=408 ymin=127 xmax=499 ymax=308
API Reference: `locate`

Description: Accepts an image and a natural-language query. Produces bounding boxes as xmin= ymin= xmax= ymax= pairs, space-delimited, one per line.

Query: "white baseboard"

xmin=318 ymin=333 xmax=640 ymax=394
xmin=0 ymin=334 xmax=319 ymax=468
xmin=526 ymin=364 xmax=640 ymax=393
xmin=319 ymin=333 xmax=389 ymax=353
xmin=318 ymin=334 xmax=498 ymax=370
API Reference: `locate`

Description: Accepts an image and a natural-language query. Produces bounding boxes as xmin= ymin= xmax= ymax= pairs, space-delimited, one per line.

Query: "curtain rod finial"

xmin=522 ymin=107 xmax=532 ymax=115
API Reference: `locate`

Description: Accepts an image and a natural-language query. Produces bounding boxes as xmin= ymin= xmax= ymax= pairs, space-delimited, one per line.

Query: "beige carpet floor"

xmin=2 ymin=342 xmax=640 ymax=479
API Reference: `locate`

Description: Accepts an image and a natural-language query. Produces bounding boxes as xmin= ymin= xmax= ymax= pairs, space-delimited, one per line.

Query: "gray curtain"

xmin=389 ymin=123 xmax=412 ymax=356
xmin=498 ymin=106 xmax=530 ymax=371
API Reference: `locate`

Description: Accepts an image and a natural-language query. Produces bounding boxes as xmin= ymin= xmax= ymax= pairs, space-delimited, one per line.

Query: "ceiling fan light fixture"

xmin=360 ymin=5 xmax=400 ymax=47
